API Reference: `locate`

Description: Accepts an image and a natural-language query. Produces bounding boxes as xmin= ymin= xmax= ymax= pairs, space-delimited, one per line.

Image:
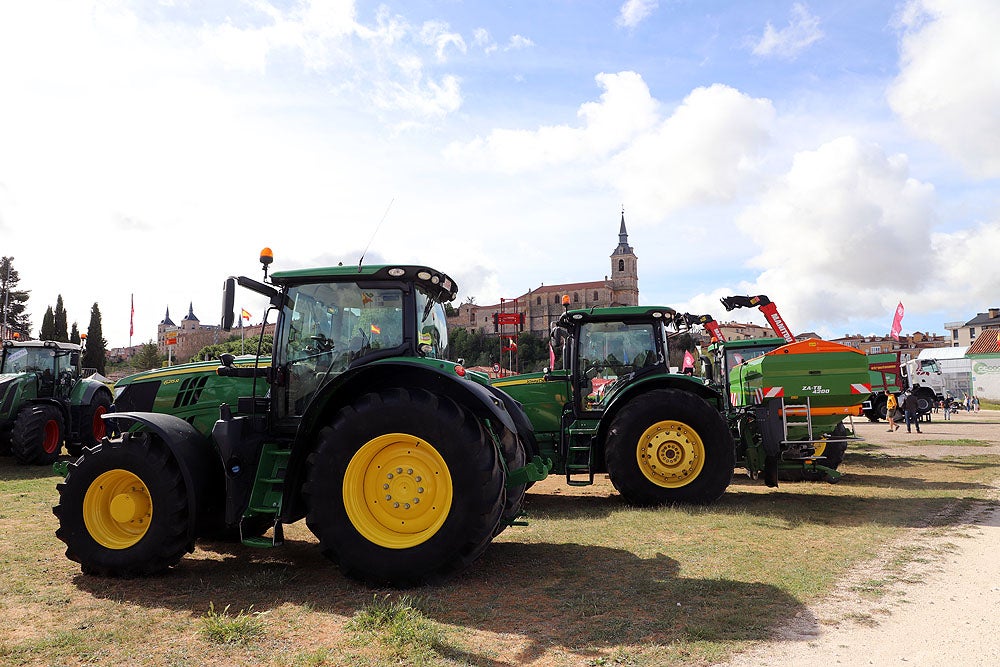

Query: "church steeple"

xmin=615 ymin=209 xmax=633 ymax=254
xmin=160 ymin=307 xmax=175 ymax=327
xmin=610 ymin=209 xmax=639 ymax=306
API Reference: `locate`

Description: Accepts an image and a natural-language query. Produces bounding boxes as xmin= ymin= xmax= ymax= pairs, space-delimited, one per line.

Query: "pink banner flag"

xmin=890 ymin=302 xmax=905 ymax=340
xmin=549 ymin=342 xmax=556 ymax=369
xmin=682 ymin=350 xmax=695 ymax=369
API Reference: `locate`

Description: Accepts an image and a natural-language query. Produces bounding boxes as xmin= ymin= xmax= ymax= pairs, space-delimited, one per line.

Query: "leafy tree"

xmin=83 ymin=303 xmax=107 ymax=374
xmin=0 ymin=256 xmax=32 ymax=338
xmin=53 ymin=294 xmax=69 ymax=342
xmin=39 ymin=306 xmax=56 ymax=340
xmin=70 ymin=322 xmax=81 ymax=344
xmin=131 ymin=341 xmax=164 ymax=371
xmin=194 ymin=334 xmax=273 ymax=361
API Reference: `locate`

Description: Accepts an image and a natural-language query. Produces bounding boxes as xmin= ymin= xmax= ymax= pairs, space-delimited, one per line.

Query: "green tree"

xmin=39 ymin=306 xmax=56 ymax=340
xmin=53 ymin=294 xmax=69 ymax=342
xmin=83 ymin=303 xmax=107 ymax=374
xmin=70 ymin=322 xmax=81 ymax=345
xmin=0 ymin=256 xmax=32 ymax=338
xmin=131 ymin=341 xmax=163 ymax=371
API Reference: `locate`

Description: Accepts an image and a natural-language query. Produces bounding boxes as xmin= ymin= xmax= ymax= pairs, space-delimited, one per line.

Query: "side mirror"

xmin=219 ymin=353 xmax=235 ymax=367
xmin=700 ymin=355 xmax=714 ymax=383
xmin=70 ymin=352 xmax=80 ymax=367
xmin=221 ymin=277 xmax=236 ymax=331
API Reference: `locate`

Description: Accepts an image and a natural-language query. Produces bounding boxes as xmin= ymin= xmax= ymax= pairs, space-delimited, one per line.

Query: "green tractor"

xmin=1 ymin=339 xmax=113 ymax=465
xmin=54 ymin=252 xmax=548 ymax=587
xmin=703 ymin=336 xmax=869 ymax=485
xmin=492 ymin=305 xmax=734 ymax=505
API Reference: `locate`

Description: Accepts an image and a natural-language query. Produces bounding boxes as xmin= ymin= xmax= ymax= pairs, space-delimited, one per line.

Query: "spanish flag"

xmin=241 ymin=308 xmax=251 ymax=320
xmin=370 ymin=323 xmax=381 ymax=335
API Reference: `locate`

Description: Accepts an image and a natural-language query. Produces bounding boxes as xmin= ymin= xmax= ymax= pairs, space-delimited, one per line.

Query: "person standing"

xmin=903 ymin=390 xmax=922 ymax=433
xmin=886 ymin=392 xmax=900 ymax=432
xmin=944 ymin=395 xmax=952 ymax=420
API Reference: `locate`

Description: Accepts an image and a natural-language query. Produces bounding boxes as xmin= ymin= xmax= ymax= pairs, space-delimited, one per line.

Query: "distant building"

xmin=157 ymin=303 xmax=222 ymax=362
xmin=967 ymin=328 xmax=1000 ymax=400
xmin=945 ymin=308 xmax=1000 ymax=347
xmin=829 ymin=331 xmax=948 ymax=364
xmin=447 ymin=212 xmax=640 ymax=336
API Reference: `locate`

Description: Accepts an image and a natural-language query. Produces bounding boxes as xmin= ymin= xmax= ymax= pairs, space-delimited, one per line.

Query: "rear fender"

xmin=103 ymin=412 xmax=223 ymax=538
xmin=281 ymin=361 xmax=519 ymax=522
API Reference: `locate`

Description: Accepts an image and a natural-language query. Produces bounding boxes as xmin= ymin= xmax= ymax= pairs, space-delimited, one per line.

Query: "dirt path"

xmin=718 ymin=410 xmax=1000 ymax=666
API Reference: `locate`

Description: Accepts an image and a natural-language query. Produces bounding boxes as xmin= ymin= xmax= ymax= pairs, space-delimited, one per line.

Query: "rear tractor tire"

xmin=69 ymin=392 xmax=113 ymax=457
xmin=53 ymin=433 xmax=194 ymax=577
xmin=11 ymin=404 xmax=65 ymax=465
xmin=605 ymin=389 xmax=734 ymax=505
xmin=304 ymin=388 xmax=505 ymax=587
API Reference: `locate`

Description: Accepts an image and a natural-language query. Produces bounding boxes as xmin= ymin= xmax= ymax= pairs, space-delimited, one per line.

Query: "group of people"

xmin=887 ymin=390 xmax=982 ymax=429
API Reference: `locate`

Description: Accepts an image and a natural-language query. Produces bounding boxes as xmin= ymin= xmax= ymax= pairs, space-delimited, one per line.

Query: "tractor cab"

xmin=1 ymin=340 xmax=81 ymax=399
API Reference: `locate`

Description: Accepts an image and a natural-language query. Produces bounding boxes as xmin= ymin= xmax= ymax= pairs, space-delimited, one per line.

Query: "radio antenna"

xmin=359 ymin=198 xmax=394 ymax=271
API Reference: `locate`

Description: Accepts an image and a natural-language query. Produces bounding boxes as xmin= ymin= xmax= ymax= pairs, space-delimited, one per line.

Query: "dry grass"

xmin=1 ymin=442 xmax=998 ymax=666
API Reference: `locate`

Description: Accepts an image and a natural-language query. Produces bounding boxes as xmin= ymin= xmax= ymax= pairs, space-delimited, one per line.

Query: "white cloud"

xmin=418 ymin=20 xmax=466 ymax=63
xmin=445 ymin=71 xmax=659 ymax=171
xmin=752 ymin=3 xmax=823 ymax=58
xmin=888 ymin=0 xmax=1000 ymax=179
xmin=616 ymin=0 xmax=658 ymax=29
xmin=734 ymin=136 xmax=939 ymax=330
xmin=607 ymin=84 xmax=775 ymax=220
xmin=505 ymin=34 xmax=534 ymax=51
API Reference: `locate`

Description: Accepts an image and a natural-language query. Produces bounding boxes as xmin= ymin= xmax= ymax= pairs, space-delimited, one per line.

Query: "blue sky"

xmin=1 ymin=1 xmax=998 ymax=349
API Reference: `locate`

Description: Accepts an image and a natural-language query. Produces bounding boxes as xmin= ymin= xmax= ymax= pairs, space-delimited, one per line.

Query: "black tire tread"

xmin=11 ymin=404 xmax=64 ymax=465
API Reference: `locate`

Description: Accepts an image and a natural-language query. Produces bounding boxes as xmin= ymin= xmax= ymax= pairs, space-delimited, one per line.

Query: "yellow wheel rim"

xmin=813 ymin=441 xmax=828 ymax=457
xmin=343 ymin=433 xmax=452 ymax=549
xmin=635 ymin=420 xmax=706 ymax=488
xmin=83 ymin=469 xmax=153 ymax=549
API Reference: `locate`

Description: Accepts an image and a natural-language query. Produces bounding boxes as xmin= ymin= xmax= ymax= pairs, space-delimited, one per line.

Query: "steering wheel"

xmin=307 ymin=333 xmax=335 ymax=354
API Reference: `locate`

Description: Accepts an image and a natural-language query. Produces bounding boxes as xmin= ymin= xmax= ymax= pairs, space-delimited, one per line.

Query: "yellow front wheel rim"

xmin=343 ymin=433 xmax=452 ymax=549
xmin=83 ymin=469 xmax=153 ymax=549
xmin=636 ymin=420 xmax=706 ymax=488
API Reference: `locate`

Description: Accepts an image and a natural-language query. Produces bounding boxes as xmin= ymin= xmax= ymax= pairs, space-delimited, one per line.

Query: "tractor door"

xmin=574 ymin=321 xmax=660 ymax=415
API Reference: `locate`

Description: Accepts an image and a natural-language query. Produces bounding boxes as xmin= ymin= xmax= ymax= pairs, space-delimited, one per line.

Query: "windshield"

xmin=278 ymin=283 xmax=404 ymax=415
xmin=725 ymin=344 xmax=780 ymax=371
xmin=2 ymin=346 xmax=56 ymax=374
xmin=415 ymin=286 xmax=449 ymax=359
xmin=578 ymin=321 xmax=659 ymax=407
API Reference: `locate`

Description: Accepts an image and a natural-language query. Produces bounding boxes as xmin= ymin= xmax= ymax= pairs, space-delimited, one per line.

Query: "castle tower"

xmin=610 ymin=210 xmax=638 ymax=305
xmin=182 ymin=302 xmax=200 ymax=331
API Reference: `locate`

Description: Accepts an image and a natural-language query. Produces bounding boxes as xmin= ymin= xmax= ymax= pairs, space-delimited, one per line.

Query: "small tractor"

xmin=54 ymin=251 xmax=547 ymax=587
xmin=492 ymin=304 xmax=735 ymax=505
xmin=703 ymin=334 xmax=869 ymax=485
xmin=1 ymin=339 xmax=112 ymax=465
xmin=698 ymin=295 xmax=869 ymax=484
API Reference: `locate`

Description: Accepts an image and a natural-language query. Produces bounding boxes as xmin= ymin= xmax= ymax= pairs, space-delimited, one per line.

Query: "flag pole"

xmin=240 ymin=307 xmax=245 ymax=354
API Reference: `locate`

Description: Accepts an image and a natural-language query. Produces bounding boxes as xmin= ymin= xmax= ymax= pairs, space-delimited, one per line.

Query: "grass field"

xmin=2 ymin=432 xmax=999 ymax=666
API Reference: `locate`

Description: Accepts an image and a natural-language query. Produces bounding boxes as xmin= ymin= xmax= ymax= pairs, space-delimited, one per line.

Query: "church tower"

xmin=610 ymin=210 xmax=639 ymax=305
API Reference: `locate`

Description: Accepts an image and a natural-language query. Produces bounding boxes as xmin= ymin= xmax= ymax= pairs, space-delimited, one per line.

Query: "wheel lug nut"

xmin=387 ymin=473 xmax=393 ymax=479
xmin=393 ymin=502 xmax=399 ymax=508
xmin=415 ymin=476 xmax=422 ymax=482
xmin=404 ymin=503 xmax=410 ymax=509
xmin=417 ymin=487 xmax=424 ymax=493
xmin=407 ymin=468 xmax=413 ymax=474
xmin=396 ymin=467 xmax=403 ymax=474
xmin=413 ymin=498 xmax=420 ymax=504
xmin=385 ymin=495 xmax=391 ymax=501
xmin=383 ymin=484 xmax=389 ymax=490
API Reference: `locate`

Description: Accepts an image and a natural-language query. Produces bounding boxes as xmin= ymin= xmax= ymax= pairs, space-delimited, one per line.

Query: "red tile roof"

xmin=968 ymin=329 xmax=1000 ymax=355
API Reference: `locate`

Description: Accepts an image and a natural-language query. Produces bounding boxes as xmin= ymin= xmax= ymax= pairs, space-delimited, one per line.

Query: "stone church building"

xmin=447 ymin=212 xmax=639 ymax=336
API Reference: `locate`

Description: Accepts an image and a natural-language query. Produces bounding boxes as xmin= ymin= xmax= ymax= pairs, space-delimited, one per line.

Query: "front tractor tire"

xmin=304 ymin=388 xmax=505 ymax=587
xmin=70 ymin=392 xmax=113 ymax=456
xmin=11 ymin=404 xmax=65 ymax=465
xmin=605 ymin=389 xmax=734 ymax=505
xmin=53 ymin=433 xmax=194 ymax=577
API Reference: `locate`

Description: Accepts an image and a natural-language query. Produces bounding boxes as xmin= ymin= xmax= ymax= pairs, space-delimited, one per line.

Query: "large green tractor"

xmin=492 ymin=306 xmax=735 ymax=505
xmin=1 ymin=339 xmax=113 ymax=465
xmin=54 ymin=252 xmax=548 ymax=587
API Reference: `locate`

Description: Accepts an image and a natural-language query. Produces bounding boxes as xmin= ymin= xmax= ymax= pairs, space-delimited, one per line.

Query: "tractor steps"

xmin=241 ymin=445 xmax=290 ymax=548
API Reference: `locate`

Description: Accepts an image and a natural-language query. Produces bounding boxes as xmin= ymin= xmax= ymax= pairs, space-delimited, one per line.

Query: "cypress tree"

xmin=83 ymin=303 xmax=107 ymax=374
xmin=40 ymin=307 xmax=56 ymax=341
xmin=54 ymin=294 xmax=69 ymax=342
xmin=70 ymin=322 xmax=81 ymax=345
